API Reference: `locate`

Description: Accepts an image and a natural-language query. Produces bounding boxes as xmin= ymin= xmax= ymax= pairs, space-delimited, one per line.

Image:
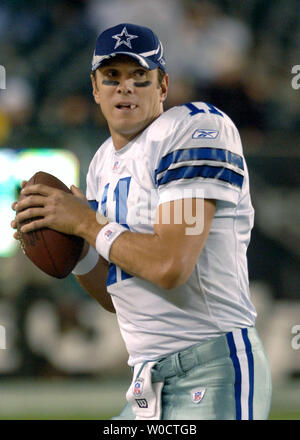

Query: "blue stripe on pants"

xmin=226 ymin=332 xmax=242 ymax=419
xmin=226 ymin=328 xmax=255 ymax=420
xmin=242 ymin=328 xmax=254 ymax=420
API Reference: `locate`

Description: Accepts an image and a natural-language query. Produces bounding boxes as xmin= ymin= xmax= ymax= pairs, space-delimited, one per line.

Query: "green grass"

xmin=0 ymin=413 xmax=113 ymax=420
xmin=0 ymin=378 xmax=298 ymax=420
xmin=269 ymin=410 xmax=300 ymax=420
xmin=0 ymin=410 xmax=298 ymax=420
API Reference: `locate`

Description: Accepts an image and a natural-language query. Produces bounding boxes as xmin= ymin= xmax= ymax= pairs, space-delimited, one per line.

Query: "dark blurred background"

xmin=0 ymin=0 xmax=299 ymax=419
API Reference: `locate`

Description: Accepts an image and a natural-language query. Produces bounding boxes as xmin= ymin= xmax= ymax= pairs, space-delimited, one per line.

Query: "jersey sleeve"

xmin=86 ymin=155 xmax=99 ymax=212
xmin=153 ymin=103 xmax=245 ymax=206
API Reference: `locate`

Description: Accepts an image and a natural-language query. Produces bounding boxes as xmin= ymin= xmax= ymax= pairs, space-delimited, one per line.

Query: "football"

xmin=16 ymin=171 xmax=84 ymax=278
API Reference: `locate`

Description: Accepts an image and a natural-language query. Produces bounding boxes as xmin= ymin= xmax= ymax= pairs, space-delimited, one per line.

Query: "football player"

xmin=12 ymin=23 xmax=272 ymax=419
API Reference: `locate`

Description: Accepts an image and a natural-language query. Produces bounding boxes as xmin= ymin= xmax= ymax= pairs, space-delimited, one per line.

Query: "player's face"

xmin=91 ymin=59 xmax=168 ymax=149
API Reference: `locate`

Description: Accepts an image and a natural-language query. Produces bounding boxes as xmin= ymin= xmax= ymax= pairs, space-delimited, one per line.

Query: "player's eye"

xmin=105 ymin=69 xmax=119 ymax=78
xmin=133 ymin=69 xmax=147 ymax=80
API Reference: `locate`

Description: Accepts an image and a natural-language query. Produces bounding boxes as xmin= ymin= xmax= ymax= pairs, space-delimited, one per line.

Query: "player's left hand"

xmin=12 ymin=183 xmax=92 ymax=237
xmin=11 ymin=180 xmax=27 ymax=240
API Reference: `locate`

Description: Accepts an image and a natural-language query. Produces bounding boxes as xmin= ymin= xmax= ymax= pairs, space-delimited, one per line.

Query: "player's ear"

xmin=160 ymin=73 xmax=169 ymax=104
xmin=90 ymin=73 xmax=101 ymax=104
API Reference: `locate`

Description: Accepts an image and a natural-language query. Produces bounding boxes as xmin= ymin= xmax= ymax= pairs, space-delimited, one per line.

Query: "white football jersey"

xmin=86 ymin=102 xmax=256 ymax=366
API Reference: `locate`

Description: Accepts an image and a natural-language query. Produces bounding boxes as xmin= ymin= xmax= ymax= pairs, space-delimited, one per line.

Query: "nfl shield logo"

xmin=112 ymin=160 xmax=119 ymax=171
xmin=191 ymin=388 xmax=206 ymax=404
xmin=133 ymin=378 xmax=144 ymax=397
xmin=104 ymin=229 xmax=113 ymax=240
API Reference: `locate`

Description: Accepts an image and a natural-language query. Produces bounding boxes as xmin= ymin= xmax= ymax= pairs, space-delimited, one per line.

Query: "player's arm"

xmin=110 ymin=198 xmax=216 ymax=289
xmin=78 ymin=197 xmax=216 ymax=289
xmin=72 ymin=241 xmax=115 ymax=313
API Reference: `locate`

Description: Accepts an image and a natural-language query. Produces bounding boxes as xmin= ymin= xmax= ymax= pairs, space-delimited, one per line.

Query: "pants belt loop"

xmin=171 ymin=352 xmax=186 ymax=377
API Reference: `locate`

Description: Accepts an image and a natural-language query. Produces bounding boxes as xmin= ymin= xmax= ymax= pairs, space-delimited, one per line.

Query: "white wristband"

xmin=72 ymin=244 xmax=99 ymax=276
xmin=95 ymin=222 xmax=127 ymax=262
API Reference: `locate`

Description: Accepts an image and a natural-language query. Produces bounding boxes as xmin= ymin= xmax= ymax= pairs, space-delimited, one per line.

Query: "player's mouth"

xmin=115 ymin=103 xmax=138 ymax=111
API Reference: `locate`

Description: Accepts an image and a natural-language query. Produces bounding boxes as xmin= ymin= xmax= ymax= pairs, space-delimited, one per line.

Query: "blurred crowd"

xmin=0 ymin=0 xmax=299 ymax=162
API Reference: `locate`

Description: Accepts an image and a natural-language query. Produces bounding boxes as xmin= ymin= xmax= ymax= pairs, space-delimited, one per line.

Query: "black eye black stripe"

xmin=102 ymin=80 xmax=120 ymax=86
xmin=102 ymin=79 xmax=152 ymax=87
xmin=134 ymin=81 xmax=152 ymax=87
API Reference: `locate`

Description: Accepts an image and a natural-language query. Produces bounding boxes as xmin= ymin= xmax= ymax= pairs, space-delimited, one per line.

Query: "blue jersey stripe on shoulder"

xmin=157 ymin=165 xmax=244 ymax=189
xmin=155 ymin=147 xmax=244 ymax=181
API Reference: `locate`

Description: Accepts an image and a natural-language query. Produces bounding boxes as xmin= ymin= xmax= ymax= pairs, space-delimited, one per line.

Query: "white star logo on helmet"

xmin=112 ymin=27 xmax=138 ymax=50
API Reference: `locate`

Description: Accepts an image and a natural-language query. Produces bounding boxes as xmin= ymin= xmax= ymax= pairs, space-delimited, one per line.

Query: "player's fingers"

xmin=20 ymin=183 xmax=53 ymax=197
xmin=70 ymin=185 xmax=86 ymax=200
xmin=11 ymin=219 xmax=17 ymax=229
xmin=15 ymin=207 xmax=44 ymax=225
xmin=11 ymin=201 xmax=18 ymax=211
xmin=18 ymin=217 xmax=46 ymax=234
xmin=70 ymin=185 xmax=90 ymax=208
xmin=13 ymin=231 xmax=19 ymax=240
xmin=21 ymin=180 xmax=28 ymax=188
xmin=15 ymin=195 xmax=46 ymax=212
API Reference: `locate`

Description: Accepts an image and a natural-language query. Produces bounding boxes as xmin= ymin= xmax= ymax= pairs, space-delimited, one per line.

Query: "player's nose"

xmin=116 ymin=78 xmax=134 ymax=94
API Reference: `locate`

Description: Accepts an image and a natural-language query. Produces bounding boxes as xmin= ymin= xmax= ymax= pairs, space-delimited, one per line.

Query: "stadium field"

xmin=0 ymin=378 xmax=298 ymax=420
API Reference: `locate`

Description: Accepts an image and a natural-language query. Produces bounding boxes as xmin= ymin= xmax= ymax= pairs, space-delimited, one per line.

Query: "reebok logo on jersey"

xmin=192 ymin=129 xmax=219 ymax=139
